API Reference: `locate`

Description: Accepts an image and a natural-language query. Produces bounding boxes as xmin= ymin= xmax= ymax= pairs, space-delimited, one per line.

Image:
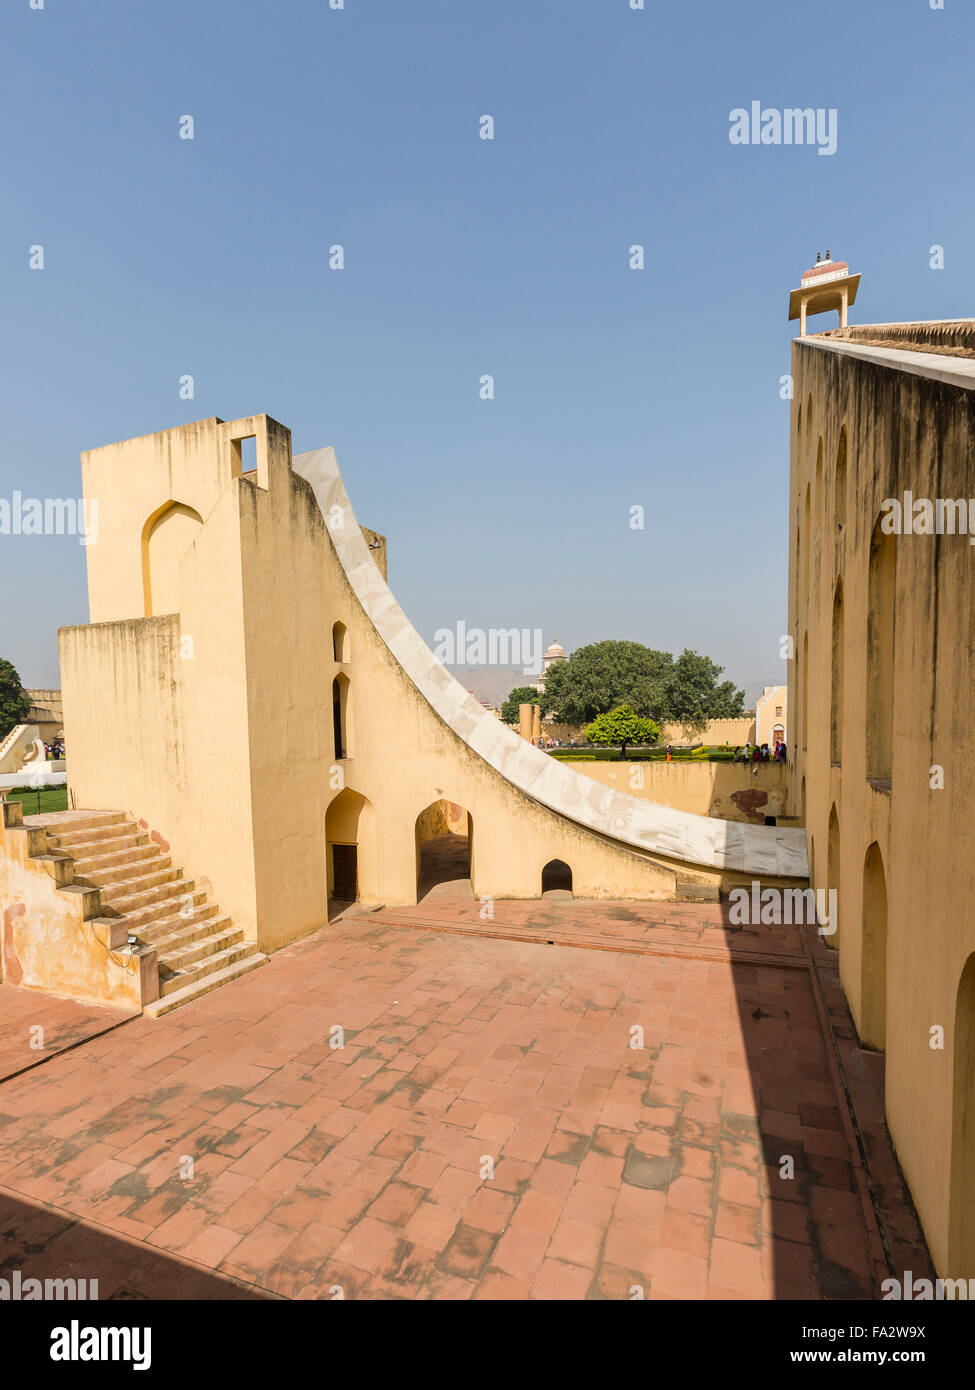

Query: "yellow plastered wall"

xmin=572 ymin=759 xmax=790 ymax=823
xmin=788 ymin=338 xmax=975 ymax=1276
xmin=62 ymin=416 xmax=679 ymax=972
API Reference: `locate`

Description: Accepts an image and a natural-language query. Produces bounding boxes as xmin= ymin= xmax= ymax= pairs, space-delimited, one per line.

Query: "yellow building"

xmin=788 ymin=313 xmax=975 ymax=1279
xmin=754 ymin=685 xmax=787 ymax=750
xmin=1 ymin=414 xmax=807 ymax=1019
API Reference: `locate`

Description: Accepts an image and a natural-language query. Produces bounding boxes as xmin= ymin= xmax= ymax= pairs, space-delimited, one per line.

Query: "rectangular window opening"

xmin=238 ymin=435 xmax=258 ymax=475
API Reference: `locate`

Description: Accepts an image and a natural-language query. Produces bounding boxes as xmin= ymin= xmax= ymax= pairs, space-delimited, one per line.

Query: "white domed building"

xmin=532 ymin=637 xmax=567 ymax=696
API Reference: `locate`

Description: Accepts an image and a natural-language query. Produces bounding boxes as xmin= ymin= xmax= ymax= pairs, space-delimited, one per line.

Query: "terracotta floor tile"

xmin=531 ymin=1258 xmax=593 ymax=1300
xmin=0 ymin=900 xmax=931 ymax=1301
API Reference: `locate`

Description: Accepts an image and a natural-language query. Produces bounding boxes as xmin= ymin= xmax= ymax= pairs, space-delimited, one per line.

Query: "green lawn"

xmin=550 ymin=746 xmax=746 ymax=764
xmin=5 ymin=786 xmax=69 ymax=814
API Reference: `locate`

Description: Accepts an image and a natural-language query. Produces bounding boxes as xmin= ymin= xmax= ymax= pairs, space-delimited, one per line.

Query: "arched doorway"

xmin=141 ymin=501 xmax=204 ymax=617
xmin=541 ymin=859 xmax=573 ymax=898
xmin=867 ymin=519 xmax=895 ymax=784
xmin=831 ymin=580 xmax=844 ymax=765
xmin=332 ymin=621 xmax=349 ymax=663
xmin=860 ymin=842 xmax=888 ymax=1050
xmin=415 ymin=800 xmax=472 ymax=901
xmin=834 ymin=427 xmax=847 ymax=533
xmin=325 ymin=788 xmax=370 ymax=910
xmin=949 ymin=954 xmax=975 ymax=1276
xmin=332 ymin=674 xmax=351 ymax=760
xmin=826 ymin=804 xmax=840 ymax=950
xmin=801 ymin=630 xmax=808 ymax=751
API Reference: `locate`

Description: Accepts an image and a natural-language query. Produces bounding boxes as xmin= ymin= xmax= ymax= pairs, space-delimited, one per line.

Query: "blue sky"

xmin=1 ymin=0 xmax=971 ymax=699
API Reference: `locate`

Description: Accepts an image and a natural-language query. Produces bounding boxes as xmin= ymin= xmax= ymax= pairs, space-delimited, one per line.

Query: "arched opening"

xmin=867 ymin=520 xmax=896 ymax=784
xmin=826 ymin=804 xmax=840 ymax=950
xmin=415 ymin=800 xmax=472 ymax=901
xmin=815 ymin=438 xmax=824 ymax=539
xmin=949 ymin=954 xmax=975 ymax=1276
xmin=541 ymin=859 xmax=573 ymax=898
xmin=860 ymin=842 xmax=888 ymax=1050
xmin=831 ymin=580 xmax=844 ymax=765
xmin=332 ymin=621 xmax=349 ymax=663
xmin=772 ymin=724 xmax=784 ymax=751
xmin=805 ymin=393 xmax=813 ymax=437
xmin=141 ymin=501 xmax=204 ymax=617
xmin=801 ymin=630 xmax=808 ymax=751
xmin=834 ymin=427 xmax=847 ymax=534
xmin=800 ymin=775 xmax=806 ymax=826
xmin=802 ymin=485 xmax=811 ymax=608
xmin=332 ymin=673 xmax=351 ymax=759
xmin=325 ymin=788 xmax=370 ymax=909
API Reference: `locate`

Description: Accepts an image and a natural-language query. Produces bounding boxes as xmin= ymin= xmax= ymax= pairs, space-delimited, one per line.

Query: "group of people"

xmin=536 ymin=735 xmax=576 ymax=749
xmin=44 ymin=741 xmax=65 ymax=760
xmin=733 ymin=741 xmax=786 ymax=764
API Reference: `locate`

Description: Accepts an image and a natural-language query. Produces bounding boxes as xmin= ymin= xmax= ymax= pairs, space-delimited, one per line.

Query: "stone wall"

xmin=791 ymin=327 xmax=975 ymax=1275
xmin=570 ymin=759 xmax=791 ymax=824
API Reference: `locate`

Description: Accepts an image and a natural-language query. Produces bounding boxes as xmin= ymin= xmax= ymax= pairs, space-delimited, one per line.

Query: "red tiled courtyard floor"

xmin=0 ymin=890 xmax=932 ymax=1300
xmin=0 ymin=984 xmax=135 ymax=1083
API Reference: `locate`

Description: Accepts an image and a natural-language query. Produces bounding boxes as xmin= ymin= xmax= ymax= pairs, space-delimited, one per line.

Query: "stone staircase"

xmin=42 ymin=811 xmax=267 ymax=1017
xmin=0 ymin=722 xmax=26 ymax=762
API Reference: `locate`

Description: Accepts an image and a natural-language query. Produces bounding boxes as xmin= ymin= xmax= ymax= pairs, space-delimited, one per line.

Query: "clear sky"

xmin=1 ymin=0 xmax=971 ymax=699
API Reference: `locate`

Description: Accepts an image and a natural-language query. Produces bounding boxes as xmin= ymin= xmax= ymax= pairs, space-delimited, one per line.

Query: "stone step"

xmin=150 ymin=945 xmax=268 ymax=1011
xmin=144 ymin=952 xmax=268 ymax=1018
xmin=119 ymin=889 xmax=208 ymax=933
xmin=675 ymin=880 xmax=721 ymax=904
xmin=48 ymin=822 xmax=143 ymax=851
xmin=157 ymin=921 xmax=244 ymax=972
xmin=68 ymin=834 xmax=153 ymax=867
xmin=158 ymin=941 xmax=256 ymax=995
xmin=43 ymin=811 xmax=129 ymax=840
xmin=78 ymin=853 xmax=172 ymax=889
xmin=134 ymin=902 xmax=218 ymax=946
xmin=103 ymin=870 xmax=189 ymax=912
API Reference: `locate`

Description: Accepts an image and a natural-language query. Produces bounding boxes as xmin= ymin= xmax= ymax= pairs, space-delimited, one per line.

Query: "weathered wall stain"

xmin=2 ymin=903 xmax=25 ymax=984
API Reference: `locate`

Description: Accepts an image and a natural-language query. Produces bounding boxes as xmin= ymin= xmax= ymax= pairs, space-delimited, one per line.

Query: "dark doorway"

xmin=415 ymin=801 xmax=473 ymax=902
xmin=332 ymin=679 xmax=345 ymax=759
xmin=541 ymin=859 xmax=573 ymax=896
xmin=332 ymin=843 xmax=358 ymax=901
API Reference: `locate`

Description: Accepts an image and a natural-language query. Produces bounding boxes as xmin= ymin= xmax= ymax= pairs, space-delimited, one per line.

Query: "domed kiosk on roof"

xmin=532 ymin=636 xmax=568 ymax=694
xmin=788 ymin=250 xmax=860 ymax=336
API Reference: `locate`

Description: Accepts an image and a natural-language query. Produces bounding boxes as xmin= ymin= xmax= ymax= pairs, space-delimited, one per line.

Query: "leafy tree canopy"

xmin=540 ymin=640 xmax=672 ymax=725
xmin=0 ymin=658 xmax=31 ymax=742
xmin=541 ymin=640 xmax=744 ymax=730
xmin=583 ymin=706 xmax=660 ymax=759
xmin=500 ymin=685 xmax=541 ymax=724
xmin=664 ymin=649 xmax=746 ymax=734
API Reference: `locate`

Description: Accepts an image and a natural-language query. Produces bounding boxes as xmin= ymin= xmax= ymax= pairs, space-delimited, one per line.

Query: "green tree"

xmin=500 ymin=685 xmax=541 ymax=724
xmin=541 ymin=640 xmax=672 ymax=725
xmin=0 ymin=659 xmax=31 ymax=741
xmin=583 ymin=705 xmax=660 ymax=760
xmin=664 ymin=649 xmax=745 ymax=736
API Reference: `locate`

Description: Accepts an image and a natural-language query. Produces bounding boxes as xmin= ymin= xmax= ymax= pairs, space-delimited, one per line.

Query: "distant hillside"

xmin=449 ymin=666 xmax=773 ymax=716
xmin=446 ymin=667 xmax=528 ymax=709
